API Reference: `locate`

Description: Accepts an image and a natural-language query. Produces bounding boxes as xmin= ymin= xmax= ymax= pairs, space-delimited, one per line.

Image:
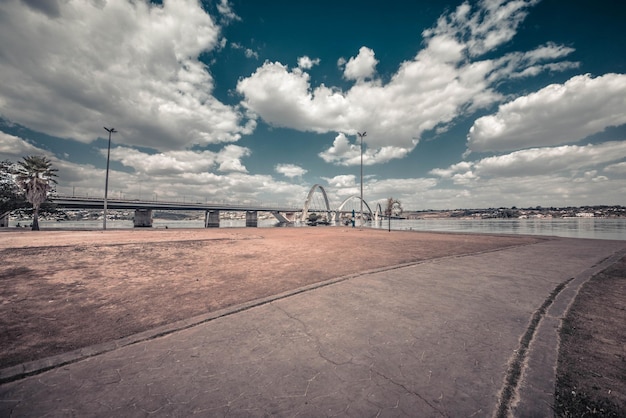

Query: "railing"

xmin=50 ymin=195 xmax=301 ymax=213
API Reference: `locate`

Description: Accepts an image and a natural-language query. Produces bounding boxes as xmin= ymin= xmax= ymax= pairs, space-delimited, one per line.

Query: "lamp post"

xmin=103 ymin=127 xmax=117 ymax=230
xmin=357 ymin=131 xmax=366 ymax=227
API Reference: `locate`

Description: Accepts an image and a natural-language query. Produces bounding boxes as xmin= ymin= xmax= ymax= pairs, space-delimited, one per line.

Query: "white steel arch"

xmin=302 ymin=184 xmax=332 ymax=222
xmin=373 ymin=202 xmax=383 ymax=221
xmin=336 ymin=195 xmax=374 ymax=221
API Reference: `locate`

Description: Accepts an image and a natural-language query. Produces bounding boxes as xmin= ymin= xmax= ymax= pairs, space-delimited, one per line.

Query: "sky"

xmin=0 ymin=0 xmax=625 ymax=211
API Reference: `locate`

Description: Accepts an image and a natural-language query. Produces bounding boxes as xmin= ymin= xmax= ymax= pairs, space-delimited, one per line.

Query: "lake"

xmin=369 ymin=218 xmax=626 ymax=241
xmin=8 ymin=217 xmax=626 ymax=241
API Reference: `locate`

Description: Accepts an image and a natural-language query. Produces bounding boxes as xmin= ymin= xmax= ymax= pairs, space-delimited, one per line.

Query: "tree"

xmin=384 ymin=197 xmax=403 ymax=231
xmin=0 ymin=160 xmax=27 ymax=216
xmin=385 ymin=197 xmax=402 ymax=217
xmin=14 ymin=156 xmax=58 ymax=230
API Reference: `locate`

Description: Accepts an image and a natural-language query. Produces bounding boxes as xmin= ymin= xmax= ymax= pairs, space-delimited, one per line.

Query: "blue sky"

xmin=1 ymin=0 xmax=625 ymax=210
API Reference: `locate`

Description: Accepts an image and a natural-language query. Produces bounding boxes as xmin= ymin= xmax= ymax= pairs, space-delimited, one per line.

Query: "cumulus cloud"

xmin=467 ymin=73 xmax=626 ymax=153
xmin=318 ymin=134 xmax=360 ymax=165
xmin=106 ymin=144 xmax=251 ymax=175
xmin=604 ymin=162 xmax=626 ymax=175
xmin=474 ymin=142 xmax=626 ymax=177
xmin=275 ymin=163 xmax=307 ymax=178
xmin=0 ymin=131 xmax=47 ymax=156
xmin=342 ymin=47 xmax=378 ymax=81
xmin=0 ymin=0 xmax=253 ymax=151
xmin=42 ymin=143 xmax=308 ymax=206
xmin=237 ymin=62 xmax=350 ymax=133
xmin=431 ymin=142 xmax=626 ymax=183
xmin=237 ymin=0 xmax=576 ymax=166
xmin=318 ymin=133 xmax=409 ymax=166
xmin=297 ymin=56 xmax=320 ymax=70
xmin=216 ymin=145 xmax=251 ymax=172
xmin=323 ymin=174 xmax=356 ymax=188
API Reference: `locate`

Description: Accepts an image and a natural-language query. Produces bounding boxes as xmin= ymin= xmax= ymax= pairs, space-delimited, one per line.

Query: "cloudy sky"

xmin=1 ymin=0 xmax=625 ymax=210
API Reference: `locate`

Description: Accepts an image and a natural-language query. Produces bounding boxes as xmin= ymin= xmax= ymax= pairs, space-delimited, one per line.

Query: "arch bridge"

xmin=301 ymin=184 xmax=385 ymax=224
xmin=2 ymin=185 xmax=387 ymax=229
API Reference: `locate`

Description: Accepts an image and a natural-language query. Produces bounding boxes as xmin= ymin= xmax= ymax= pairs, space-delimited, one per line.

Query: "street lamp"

xmin=357 ymin=131 xmax=366 ymax=227
xmin=103 ymin=126 xmax=117 ymax=230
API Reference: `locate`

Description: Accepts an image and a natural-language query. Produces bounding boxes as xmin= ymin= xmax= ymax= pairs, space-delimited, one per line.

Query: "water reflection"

xmin=370 ymin=218 xmax=626 ymax=240
xmin=12 ymin=217 xmax=626 ymax=240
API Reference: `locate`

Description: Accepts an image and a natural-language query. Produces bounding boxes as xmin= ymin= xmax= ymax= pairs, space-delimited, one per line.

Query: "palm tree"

xmin=15 ymin=156 xmax=58 ymax=230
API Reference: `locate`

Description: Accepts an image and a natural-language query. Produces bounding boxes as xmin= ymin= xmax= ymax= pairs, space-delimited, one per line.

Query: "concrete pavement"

xmin=1 ymin=236 xmax=624 ymax=417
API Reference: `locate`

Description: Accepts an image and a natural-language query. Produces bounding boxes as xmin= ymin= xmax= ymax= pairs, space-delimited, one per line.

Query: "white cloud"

xmin=0 ymin=131 xmax=47 ymax=156
xmin=474 ymin=142 xmax=626 ymax=177
xmin=0 ymin=0 xmax=253 ymax=151
xmin=237 ymin=0 xmax=577 ymax=166
xmin=106 ymin=144 xmax=250 ymax=175
xmin=232 ymin=42 xmax=259 ymax=59
xmin=275 ymin=163 xmax=307 ymax=178
xmin=486 ymin=42 xmax=579 ymax=81
xmin=318 ymin=134 xmax=359 ymax=165
xmin=216 ymin=145 xmax=251 ymax=172
xmin=431 ymin=142 xmax=626 ymax=183
xmin=237 ymin=62 xmax=351 ymax=133
xmin=429 ymin=161 xmax=474 ymax=179
xmin=39 ymin=145 xmax=309 ymax=206
xmin=604 ymin=162 xmax=626 ymax=175
xmin=216 ymin=0 xmax=240 ymax=23
xmin=245 ymin=49 xmax=259 ymax=59
xmin=467 ymin=73 xmax=626 ymax=152
xmin=317 ymin=133 xmax=409 ymax=166
xmin=342 ymin=47 xmax=378 ymax=81
xmin=424 ymin=0 xmax=539 ymax=57
xmin=297 ymin=56 xmax=320 ymax=70
xmin=323 ymin=174 xmax=356 ymax=188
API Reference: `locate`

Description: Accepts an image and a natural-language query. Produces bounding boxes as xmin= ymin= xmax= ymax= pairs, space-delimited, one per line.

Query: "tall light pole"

xmin=103 ymin=127 xmax=117 ymax=230
xmin=357 ymin=131 xmax=366 ymax=227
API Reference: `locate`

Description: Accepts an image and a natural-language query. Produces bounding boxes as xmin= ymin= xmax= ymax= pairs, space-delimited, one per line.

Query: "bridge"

xmin=302 ymin=184 xmax=394 ymax=225
xmin=49 ymin=196 xmax=301 ymax=228
xmin=1 ymin=185 xmax=393 ymax=228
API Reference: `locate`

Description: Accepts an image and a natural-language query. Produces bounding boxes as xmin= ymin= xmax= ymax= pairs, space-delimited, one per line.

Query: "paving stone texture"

xmin=1 ymin=237 xmax=624 ymax=417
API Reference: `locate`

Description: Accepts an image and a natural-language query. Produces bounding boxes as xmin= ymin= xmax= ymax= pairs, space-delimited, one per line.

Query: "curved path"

xmin=1 ymin=237 xmax=624 ymax=417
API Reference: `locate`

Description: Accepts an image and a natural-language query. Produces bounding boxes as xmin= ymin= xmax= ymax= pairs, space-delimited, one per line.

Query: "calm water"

xmin=8 ymin=217 xmax=626 ymax=240
xmin=370 ymin=218 xmax=626 ymax=240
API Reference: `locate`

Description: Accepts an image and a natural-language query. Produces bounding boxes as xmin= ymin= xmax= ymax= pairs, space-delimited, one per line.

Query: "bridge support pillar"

xmin=205 ymin=210 xmax=220 ymax=228
xmin=133 ymin=209 xmax=153 ymax=227
xmin=245 ymin=210 xmax=258 ymax=227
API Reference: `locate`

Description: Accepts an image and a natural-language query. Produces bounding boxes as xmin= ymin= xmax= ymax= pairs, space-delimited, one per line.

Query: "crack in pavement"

xmin=370 ymin=367 xmax=448 ymax=417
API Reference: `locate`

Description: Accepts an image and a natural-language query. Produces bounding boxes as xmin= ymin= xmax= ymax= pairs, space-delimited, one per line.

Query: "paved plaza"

xmin=1 ymin=236 xmax=624 ymax=417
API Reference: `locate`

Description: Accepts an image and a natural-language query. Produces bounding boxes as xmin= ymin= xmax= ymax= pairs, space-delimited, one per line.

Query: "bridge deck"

xmin=51 ymin=196 xmax=300 ymax=213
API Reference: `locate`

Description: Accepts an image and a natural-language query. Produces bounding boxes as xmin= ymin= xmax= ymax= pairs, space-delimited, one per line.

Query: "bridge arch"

xmin=336 ymin=195 xmax=374 ymax=221
xmin=302 ymin=184 xmax=332 ymax=222
xmin=373 ymin=202 xmax=383 ymax=221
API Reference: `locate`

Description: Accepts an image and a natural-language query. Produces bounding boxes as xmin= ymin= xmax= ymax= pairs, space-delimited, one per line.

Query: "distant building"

xmin=576 ymin=212 xmax=594 ymax=217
